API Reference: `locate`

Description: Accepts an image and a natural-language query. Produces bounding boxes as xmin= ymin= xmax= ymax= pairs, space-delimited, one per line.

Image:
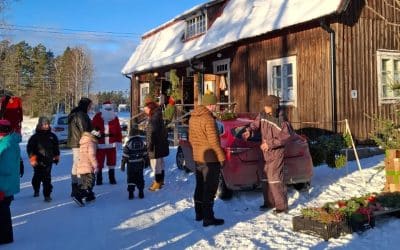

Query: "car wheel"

xmin=293 ymin=182 xmax=310 ymax=191
xmin=176 ymin=147 xmax=185 ymax=170
xmin=218 ymin=176 xmax=233 ymax=200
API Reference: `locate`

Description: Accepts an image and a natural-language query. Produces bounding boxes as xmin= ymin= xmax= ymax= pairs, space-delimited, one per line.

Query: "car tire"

xmin=218 ymin=176 xmax=233 ymax=200
xmin=293 ymin=182 xmax=310 ymax=191
xmin=176 ymin=147 xmax=186 ymax=170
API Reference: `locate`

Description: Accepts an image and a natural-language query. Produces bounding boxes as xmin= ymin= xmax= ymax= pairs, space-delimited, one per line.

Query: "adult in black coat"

xmin=27 ymin=117 xmax=60 ymax=201
xmin=67 ymin=97 xmax=92 ymax=196
xmin=144 ymin=101 xmax=169 ymax=191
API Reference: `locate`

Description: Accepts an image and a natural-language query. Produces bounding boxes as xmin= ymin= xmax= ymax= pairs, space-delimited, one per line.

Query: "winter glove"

xmin=0 ymin=191 xmax=5 ymax=201
xmin=53 ymin=155 xmax=60 ymax=165
xmin=29 ymin=155 xmax=38 ymax=167
xmin=20 ymin=159 xmax=24 ymax=177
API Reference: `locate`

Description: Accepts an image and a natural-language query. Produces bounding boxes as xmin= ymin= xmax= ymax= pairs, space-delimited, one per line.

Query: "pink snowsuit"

xmin=249 ymin=112 xmax=292 ymax=211
xmin=77 ymin=132 xmax=98 ymax=175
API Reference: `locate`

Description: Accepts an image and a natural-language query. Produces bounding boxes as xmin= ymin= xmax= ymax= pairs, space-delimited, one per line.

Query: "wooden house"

xmin=122 ymin=0 xmax=400 ymax=140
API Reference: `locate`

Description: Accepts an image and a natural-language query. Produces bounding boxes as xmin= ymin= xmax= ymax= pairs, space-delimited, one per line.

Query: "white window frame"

xmin=213 ymin=58 xmax=230 ymax=74
xmin=185 ymin=12 xmax=207 ymax=40
xmin=139 ymin=82 xmax=150 ymax=108
xmin=377 ymin=50 xmax=400 ymax=104
xmin=267 ymin=56 xmax=297 ymax=106
xmin=213 ymin=58 xmax=232 ymax=103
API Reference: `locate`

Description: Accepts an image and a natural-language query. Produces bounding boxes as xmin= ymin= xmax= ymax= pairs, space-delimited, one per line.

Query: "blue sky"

xmin=1 ymin=0 xmax=207 ymax=92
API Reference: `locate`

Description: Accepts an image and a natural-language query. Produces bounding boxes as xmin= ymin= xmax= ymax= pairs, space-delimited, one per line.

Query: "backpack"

xmin=123 ymin=136 xmax=147 ymax=162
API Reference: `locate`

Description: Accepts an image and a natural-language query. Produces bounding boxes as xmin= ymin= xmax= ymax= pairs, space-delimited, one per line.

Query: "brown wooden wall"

xmin=334 ymin=0 xmax=400 ymax=140
xmin=229 ymin=26 xmax=333 ymax=131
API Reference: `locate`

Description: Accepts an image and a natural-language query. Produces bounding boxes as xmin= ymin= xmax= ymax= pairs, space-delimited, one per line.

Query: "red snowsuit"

xmin=91 ymin=112 xmax=122 ymax=170
xmin=0 ymin=96 xmax=23 ymax=134
xmin=249 ymin=112 xmax=292 ymax=211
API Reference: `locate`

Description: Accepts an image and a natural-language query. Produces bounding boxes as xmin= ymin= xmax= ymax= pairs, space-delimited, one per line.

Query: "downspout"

xmin=124 ymin=74 xmax=133 ymax=135
xmin=320 ymin=21 xmax=337 ymax=134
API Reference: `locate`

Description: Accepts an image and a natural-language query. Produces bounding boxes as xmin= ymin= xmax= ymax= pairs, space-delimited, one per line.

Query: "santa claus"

xmin=92 ymin=101 xmax=122 ymax=185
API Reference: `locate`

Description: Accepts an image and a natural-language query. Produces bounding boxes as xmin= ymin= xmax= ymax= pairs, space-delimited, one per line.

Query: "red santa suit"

xmin=92 ymin=102 xmax=122 ymax=170
xmin=0 ymin=96 xmax=23 ymax=134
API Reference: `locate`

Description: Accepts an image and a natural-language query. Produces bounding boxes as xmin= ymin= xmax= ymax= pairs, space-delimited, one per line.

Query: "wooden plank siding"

xmin=229 ymin=26 xmax=332 ymax=131
xmin=334 ymin=0 xmax=400 ymax=140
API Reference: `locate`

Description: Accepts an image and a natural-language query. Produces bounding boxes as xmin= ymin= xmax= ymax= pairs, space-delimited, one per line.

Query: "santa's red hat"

xmin=102 ymin=101 xmax=113 ymax=109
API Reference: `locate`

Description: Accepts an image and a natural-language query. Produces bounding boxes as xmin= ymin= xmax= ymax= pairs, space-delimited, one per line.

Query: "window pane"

xmin=287 ymin=76 xmax=293 ymax=88
xmin=382 ymin=59 xmax=390 ymax=71
xmin=272 ymin=77 xmax=281 ymax=98
xmin=273 ymin=65 xmax=281 ymax=77
xmin=288 ymin=88 xmax=294 ymax=101
xmin=395 ymin=60 xmax=400 ymax=82
xmin=382 ymin=72 xmax=388 ymax=84
xmin=382 ymin=85 xmax=394 ymax=98
xmin=283 ymin=64 xmax=292 ymax=76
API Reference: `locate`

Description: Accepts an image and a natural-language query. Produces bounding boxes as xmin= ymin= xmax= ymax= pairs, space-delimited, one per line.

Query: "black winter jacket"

xmin=146 ymin=108 xmax=169 ymax=159
xmin=27 ymin=129 xmax=60 ymax=167
xmin=67 ymin=109 xmax=92 ymax=148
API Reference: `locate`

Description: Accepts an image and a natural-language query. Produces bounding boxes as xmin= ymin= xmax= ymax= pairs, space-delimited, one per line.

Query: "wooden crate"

xmin=386 ymin=150 xmax=400 ymax=161
xmin=385 ymin=158 xmax=400 ymax=192
xmin=292 ymin=216 xmax=374 ymax=241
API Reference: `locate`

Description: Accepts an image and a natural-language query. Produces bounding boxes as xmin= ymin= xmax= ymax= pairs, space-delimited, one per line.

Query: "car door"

xmin=222 ymin=124 xmax=264 ymax=189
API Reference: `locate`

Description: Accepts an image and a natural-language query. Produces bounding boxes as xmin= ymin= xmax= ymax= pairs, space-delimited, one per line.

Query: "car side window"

xmin=231 ymin=125 xmax=261 ymax=142
xmin=58 ymin=116 xmax=68 ymax=125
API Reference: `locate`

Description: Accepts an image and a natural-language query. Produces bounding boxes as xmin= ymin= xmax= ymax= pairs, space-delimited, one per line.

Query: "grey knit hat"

xmin=38 ymin=116 xmax=51 ymax=126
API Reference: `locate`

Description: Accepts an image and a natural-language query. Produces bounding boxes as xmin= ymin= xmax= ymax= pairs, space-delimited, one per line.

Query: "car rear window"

xmin=216 ymin=121 xmax=224 ymax=135
xmin=58 ymin=116 xmax=68 ymax=125
xmin=231 ymin=125 xmax=261 ymax=142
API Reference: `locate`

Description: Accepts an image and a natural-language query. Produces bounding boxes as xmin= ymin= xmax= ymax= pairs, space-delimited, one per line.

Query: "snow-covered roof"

xmin=122 ymin=0 xmax=347 ymax=75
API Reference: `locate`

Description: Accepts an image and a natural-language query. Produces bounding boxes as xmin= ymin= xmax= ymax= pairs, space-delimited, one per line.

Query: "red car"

xmin=176 ymin=115 xmax=313 ymax=199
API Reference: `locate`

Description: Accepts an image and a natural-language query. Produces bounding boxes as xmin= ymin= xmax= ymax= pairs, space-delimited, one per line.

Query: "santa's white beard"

xmin=102 ymin=110 xmax=116 ymax=122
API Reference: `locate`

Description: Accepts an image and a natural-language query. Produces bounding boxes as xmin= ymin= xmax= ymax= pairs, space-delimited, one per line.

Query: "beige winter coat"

xmin=77 ymin=132 xmax=98 ymax=175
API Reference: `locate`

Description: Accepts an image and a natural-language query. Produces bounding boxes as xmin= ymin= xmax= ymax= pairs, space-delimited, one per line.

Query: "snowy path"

xmin=3 ymin=117 xmax=399 ymax=249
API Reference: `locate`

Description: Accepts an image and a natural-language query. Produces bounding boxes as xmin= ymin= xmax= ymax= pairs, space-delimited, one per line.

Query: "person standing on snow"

xmin=144 ymin=101 xmax=169 ymax=192
xmin=27 ymin=117 xmax=60 ymax=202
xmin=68 ymin=97 xmax=93 ymax=197
xmin=0 ymin=120 xmax=22 ymax=245
xmin=242 ymin=95 xmax=292 ymax=214
xmin=189 ymin=92 xmax=225 ymax=227
xmin=91 ymin=101 xmax=122 ymax=185
xmin=73 ymin=130 xmax=101 ymax=207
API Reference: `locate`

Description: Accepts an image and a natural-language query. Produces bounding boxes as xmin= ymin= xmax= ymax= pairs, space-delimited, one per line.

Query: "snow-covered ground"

xmin=3 ymin=117 xmax=399 ymax=250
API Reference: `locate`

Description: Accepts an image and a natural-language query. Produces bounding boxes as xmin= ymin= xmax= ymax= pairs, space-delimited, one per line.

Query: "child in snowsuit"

xmin=243 ymin=95 xmax=292 ymax=214
xmin=121 ymin=131 xmax=147 ymax=200
xmin=27 ymin=117 xmax=60 ymax=202
xmin=73 ymin=130 xmax=100 ymax=206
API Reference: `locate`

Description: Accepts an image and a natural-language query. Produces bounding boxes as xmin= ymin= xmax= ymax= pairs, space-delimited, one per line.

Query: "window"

xmin=185 ymin=13 xmax=207 ymax=40
xmin=377 ymin=51 xmax=400 ymax=103
xmin=140 ymin=83 xmax=150 ymax=107
xmin=267 ymin=56 xmax=297 ymax=106
xmin=213 ymin=59 xmax=230 ymax=74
